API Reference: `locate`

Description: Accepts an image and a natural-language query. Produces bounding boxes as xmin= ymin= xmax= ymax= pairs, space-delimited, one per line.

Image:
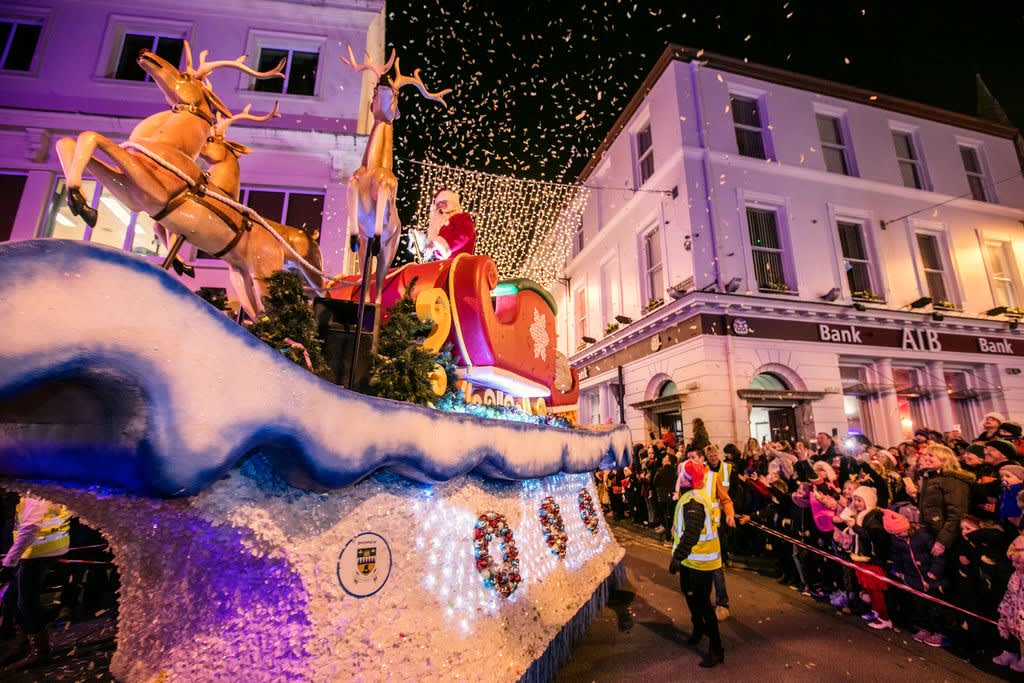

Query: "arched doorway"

xmin=631 ymin=376 xmax=684 ymax=445
xmin=746 ymin=372 xmax=799 ymax=444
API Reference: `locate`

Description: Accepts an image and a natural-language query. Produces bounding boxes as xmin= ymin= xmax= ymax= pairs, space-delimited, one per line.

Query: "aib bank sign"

xmin=817 ymin=323 xmax=1014 ymax=355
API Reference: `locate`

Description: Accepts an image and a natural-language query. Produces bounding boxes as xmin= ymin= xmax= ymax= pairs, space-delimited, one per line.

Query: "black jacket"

xmin=851 ymin=508 xmax=889 ymax=564
xmin=671 ymin=492 xmax=706 ymax=564
xmin=653 ymin=464 xmax=677 ymax=502
xmin=917 ymin=469 xmax=975 ymax=549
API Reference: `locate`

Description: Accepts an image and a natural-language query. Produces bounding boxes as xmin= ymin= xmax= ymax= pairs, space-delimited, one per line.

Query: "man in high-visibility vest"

xmin=703 ymin=444 xmax=735 ymax=621
xmin=669 ymin=459 xmax=725 ymax=668
xmin=0 ymin=494 xmax=71 ymax=670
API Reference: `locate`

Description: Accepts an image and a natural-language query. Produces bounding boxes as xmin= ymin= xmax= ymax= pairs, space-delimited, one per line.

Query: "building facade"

xmin=560 ymin=45 xmax=1024 ymax=448
xmin=0 ymin=0 xmax=385 ymax=296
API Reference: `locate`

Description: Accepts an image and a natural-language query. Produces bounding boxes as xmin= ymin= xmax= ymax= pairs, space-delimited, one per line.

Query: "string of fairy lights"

xmin=402 ymin=159 xmax=590 ymax=289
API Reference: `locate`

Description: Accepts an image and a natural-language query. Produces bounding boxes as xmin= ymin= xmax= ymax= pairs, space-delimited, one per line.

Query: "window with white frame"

xmin=196 ymin=186 xmax=324 ymax=259
xmin=816 ymin=114 xmax=853 ymax=175
xmin=642 ymin=225 xmax=663 ymax=304
xmin=244 ymin=32 xmax=323 ymax=97
xmin=945 ymin=370 xmax=979 ymax=434
xmin=915 ymin=231 xmax=953 ymax=304
xmin=634 ymin=123 xmax=654 ymax=186
xmin=746 ymin=207 xmax=791 ymax=292
xmin=601 ymin=258 xmax=621 ymax=328
xmin=0 ymin=17 xmax=43 ymax=71
xmin=574 ymin=286 xmax=587 ymax=344
xmin=731 ymin=95 xmax=768 ymax=160
xmin=40 ymin=178 xmax=168 ymax=257
xmin=983 ymin=240 xmax=1019 ymax=308
xmin=836 ymin=220 xmax=877 ymax=299
xmin=892 ymin=131 xmax=925 ymax=190
xmin=571 ymin=222 xmax=584 ymax=256
xmin=111 ymin=32 xmax=185 ymax=81
xmin=959 ymin=145 xmax=990 ymax=202
xmin=0 ymin=172 xmax=27 ymax=242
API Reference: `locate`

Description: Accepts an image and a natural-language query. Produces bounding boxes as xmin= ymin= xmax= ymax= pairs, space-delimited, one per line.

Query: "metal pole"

xmin=617 ymin=365 xmax=626 ymax=424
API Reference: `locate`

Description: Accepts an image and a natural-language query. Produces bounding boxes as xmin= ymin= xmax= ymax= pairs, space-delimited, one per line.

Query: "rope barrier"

xmin=120 ymin=141 xmax=342 ymax=291
xmin=742 ymin=519 xmax=999 ymax=626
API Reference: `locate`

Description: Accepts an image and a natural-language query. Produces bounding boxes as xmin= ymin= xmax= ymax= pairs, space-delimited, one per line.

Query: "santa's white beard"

xmin=428 ymin=212 xmax=451 ymax=241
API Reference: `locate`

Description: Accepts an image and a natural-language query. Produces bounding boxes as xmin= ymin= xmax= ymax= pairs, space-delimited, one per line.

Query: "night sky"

xmin=386 ymin=0 xmax=1024 ymax=196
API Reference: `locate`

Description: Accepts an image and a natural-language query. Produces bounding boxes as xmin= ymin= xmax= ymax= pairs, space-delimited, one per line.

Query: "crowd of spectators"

xmin=595 ymin=413 xmax=1024 ymax=673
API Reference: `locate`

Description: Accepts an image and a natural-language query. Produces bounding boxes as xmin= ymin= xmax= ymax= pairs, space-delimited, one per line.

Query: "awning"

xmin=630 ymin=393 xmax=686 ymax=412
xmin=736 ymin=389 xmax=827 ymax=402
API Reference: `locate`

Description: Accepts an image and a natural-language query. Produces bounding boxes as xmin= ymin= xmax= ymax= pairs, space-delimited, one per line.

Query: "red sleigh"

xmin=328 ymin=254 xmax=578 ymax=405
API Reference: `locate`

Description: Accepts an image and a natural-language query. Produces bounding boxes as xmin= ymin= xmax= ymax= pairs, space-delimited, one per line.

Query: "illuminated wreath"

xmin=473 ymin=511 xmax=521 ymax=597
xmin=578 ymin=489 xmax=599 ymax=534
xmin=538 ymin=496 xmax=568 ymax=558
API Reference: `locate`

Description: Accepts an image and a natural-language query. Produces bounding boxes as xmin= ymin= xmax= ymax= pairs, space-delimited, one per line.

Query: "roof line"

xmin=578 ymin=44 xmax=1020 ymax=182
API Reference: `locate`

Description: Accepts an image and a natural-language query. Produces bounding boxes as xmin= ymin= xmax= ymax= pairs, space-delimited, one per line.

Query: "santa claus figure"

xmin=425 ymin=189 xmax=476 ymax=260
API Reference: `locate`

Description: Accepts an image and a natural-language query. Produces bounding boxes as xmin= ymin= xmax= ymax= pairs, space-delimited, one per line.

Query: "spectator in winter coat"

xmin=849 ymin=486 xmax=892 ymax=629
xmin=999 ymin=465 xmax=1024 ymax=527
xmin=992 ymin=534 xmax=1024 ymax=672
xmin=814 ymin=432 xmax=839 ymax=464
xmin=978 ymin=412 xmax=1005 ymax=442
xmin=654 ymin=454 xmax=678 ymax=539
xmin=885 ymin=509 xmax=946 ymax=647
xmin=909 ymin=444 xmax=975 ymax=560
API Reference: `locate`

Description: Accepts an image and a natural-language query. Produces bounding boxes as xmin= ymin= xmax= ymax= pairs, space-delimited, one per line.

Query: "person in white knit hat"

xmin=979 ymin=412 xmax=1006 ymax=441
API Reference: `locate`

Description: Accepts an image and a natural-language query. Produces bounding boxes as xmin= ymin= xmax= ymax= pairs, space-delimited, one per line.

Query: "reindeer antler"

xmin=389 ymin=58 xmax=451 ymax=107
xmin=214 ymin=101 xmax=281 ymax=138
xmin=341 ymin=46 xmax=396 ymax=80
xmin=191 ymin=49 xmax=285 ymax=82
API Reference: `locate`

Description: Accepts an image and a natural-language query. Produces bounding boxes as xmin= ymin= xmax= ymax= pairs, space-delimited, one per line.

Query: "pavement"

xmin=556 ymin=522 xmax=1013 ymax=683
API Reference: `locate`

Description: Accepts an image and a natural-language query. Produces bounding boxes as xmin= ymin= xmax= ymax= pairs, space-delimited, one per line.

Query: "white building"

xmin=0 ymin=0 xmax=385 ymax=295
xmin=561 ymin=45 xmax=1024 ymax=448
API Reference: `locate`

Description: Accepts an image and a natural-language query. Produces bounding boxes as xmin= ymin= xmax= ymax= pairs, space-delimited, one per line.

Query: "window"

xmin=892 ymin=131 xmax=924 ymax=189
xmin=601 ymin=258 xmax=620 ymax=327
xmin=196 ymin=186 xmax=324 ymax=260
xmin=746 ymin=207 xmax=790 ymax=292
xmin=0 ymin=172 xmax=26 ymax=241
xmin=574 ymin=286 xmax=587 ymax=343
xmin=731 ymin=95 xmax=767 ymax=160
xmin=836 ymin=220 xmax=877 ymax=298
xmin=112 ymin=33 xmax=184 ymax=81
xmin=0 ymin=18 xmax=42 ymax=71
xmin=817 ymin=115 xmax=853 ymax=175
xmin=253 ymin=47 xmax=319 ymax=96
xmin=983 ymin=240 xmax=1019 ymax=308
xmin=959 ymin=145 xmax=989 ymax=202
xmin=915 ymin=232 xmax=951 ymax=304
xmin=571 ymin=222 xmax=584 ymax=257
xmin=642 ymin=226 xmax=663 ymax=303
xmin=40 ymin=178 xmax=167 ymax=257
xmin=945 ymin=370 xmax=979 ymax=434
xmin=634 ymin=124 xmax=654 ymax=186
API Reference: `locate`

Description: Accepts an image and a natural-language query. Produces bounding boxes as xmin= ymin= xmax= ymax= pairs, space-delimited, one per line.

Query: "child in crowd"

xmin=999 ymin=465 xmax=1024 ymax=528
xmin=993 ymin=534 xmax=1024 ymax=672
xmin=848 ymin=486 xmax=891 ymax=629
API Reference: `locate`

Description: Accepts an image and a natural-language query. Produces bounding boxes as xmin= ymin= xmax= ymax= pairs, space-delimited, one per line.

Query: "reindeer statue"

xmin=192 ymin=102 xmax=326 ymax=315
xmin=341 ymin=47 xmax=451 ymax=353
xmin=55 ymin=42 xmax=282 ymax=230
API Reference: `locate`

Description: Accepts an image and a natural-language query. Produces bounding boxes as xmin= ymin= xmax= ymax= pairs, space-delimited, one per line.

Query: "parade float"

xmin=0 ymin=43 xmax=627 ymax=682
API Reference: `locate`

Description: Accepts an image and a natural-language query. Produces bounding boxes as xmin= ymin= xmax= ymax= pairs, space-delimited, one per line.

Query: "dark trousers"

xmin=2 ymin=558 xmax=56 ymax=635
xmin=679 ymin=565 xmax=723 ymax=652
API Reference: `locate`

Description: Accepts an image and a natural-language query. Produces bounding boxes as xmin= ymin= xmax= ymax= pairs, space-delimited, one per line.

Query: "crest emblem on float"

xmin=357 ymin=546 xmax=377 ymax=575
xmin=337 ymin=532 xmax=392 ymax=598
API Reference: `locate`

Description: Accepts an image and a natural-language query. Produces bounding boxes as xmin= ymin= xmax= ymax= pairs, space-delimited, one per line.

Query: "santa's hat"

xmin=678 ymin=460 xmax=706 ymax=490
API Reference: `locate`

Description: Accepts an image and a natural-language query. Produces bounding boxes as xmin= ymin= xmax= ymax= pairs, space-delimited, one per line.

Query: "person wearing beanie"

xmin=993 ymin=534 xmax=1024 ymax=671
xmin=668 ymin=459 xmax=724 ymax=668
xmin=986 ymin=440 xmax=1020 ymax=467
xmin=999 ymin=465 xmax=1024 ymax=525
xmin=849 ymin=486 xmax=892 ymax=629
xmin=980 ymin=413 xmax=1006 ymax=441
xmin=1000 ymin=422 xmax=1024 ymax=440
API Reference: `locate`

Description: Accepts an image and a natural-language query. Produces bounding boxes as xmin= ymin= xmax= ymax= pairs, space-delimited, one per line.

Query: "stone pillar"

xmin=868 ymin=359 xmax=901 ymax=446
xmin=927 ymin=360 xmax=954 ymax=432
xmin=10 ymin=170 xmax=54 ymax=241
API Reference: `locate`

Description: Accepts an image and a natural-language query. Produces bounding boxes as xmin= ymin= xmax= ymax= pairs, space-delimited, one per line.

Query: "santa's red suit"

xmin=431 ymin=212 xmax=476 ymax=259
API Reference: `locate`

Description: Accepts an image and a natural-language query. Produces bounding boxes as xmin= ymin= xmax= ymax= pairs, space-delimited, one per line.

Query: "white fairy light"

xmin=409 ymin=160 xmax=590 ymax=289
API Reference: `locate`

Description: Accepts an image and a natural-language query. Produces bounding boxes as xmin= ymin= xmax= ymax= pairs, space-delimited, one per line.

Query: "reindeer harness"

xmin=148 ymin=169 xmax=253 ymax=259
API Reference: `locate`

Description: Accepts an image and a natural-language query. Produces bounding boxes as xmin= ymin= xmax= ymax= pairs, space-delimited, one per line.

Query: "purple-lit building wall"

xmin=562 ymin=45 xmax=1024 ymax=447
xmin=0 ymin=0 xmax=386 ymax=293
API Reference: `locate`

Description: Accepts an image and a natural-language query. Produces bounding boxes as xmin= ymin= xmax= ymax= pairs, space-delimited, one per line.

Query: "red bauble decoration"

xmin=578 ymin=489 xmax=599 ymax=534
xmin=537 ymin=496 xmax=568 ymax=558
xmin=472 ymin=511 xmax=521 ymax=597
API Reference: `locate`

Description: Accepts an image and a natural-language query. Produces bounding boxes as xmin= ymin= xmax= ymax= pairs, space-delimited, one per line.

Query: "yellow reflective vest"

xmin=12 ymin=497 xmax=71 ymax=560
xmin=702 ymin=461 xmax=731 ymax=526
xmin=671 ymin=488 xmax=722 ymax=571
